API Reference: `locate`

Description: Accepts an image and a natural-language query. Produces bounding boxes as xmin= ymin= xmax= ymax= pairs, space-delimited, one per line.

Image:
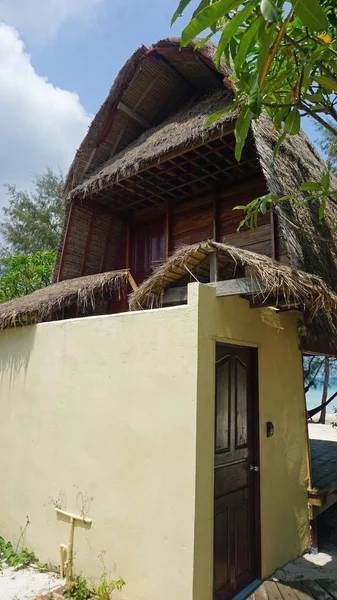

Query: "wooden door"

xmin=131 ymin=217 xmax=165 ymax=284
xmin=214 ymin=344 xmax=260 ymax=600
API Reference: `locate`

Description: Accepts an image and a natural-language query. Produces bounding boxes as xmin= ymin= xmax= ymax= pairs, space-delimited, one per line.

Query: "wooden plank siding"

xmin=59 ymin=174 xmax=289 ymax=281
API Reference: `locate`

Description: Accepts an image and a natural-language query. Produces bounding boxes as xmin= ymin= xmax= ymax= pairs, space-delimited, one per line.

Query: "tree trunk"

xmin=319 ymin=357 xmax=330 ymax=424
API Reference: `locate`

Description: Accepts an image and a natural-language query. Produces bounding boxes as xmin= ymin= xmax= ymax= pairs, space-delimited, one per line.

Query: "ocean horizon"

xmin=306 ymin=381 xmax=337 ymax=413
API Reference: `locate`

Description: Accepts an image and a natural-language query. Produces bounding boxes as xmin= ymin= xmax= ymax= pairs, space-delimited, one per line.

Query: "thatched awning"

xmin=0 ymin=270 xmax=132 ymax=329
xmin=129 ymin=242 xmax=337 ymax=351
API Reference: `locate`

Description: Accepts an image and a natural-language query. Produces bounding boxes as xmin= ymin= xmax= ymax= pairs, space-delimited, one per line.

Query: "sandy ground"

xmin=308 ymin=419 xmax=337 ymax=441
xmin=0 ymin=562 xmax=65 ymax=600
xmin=274 ymin=420 xmax=337 ymax=582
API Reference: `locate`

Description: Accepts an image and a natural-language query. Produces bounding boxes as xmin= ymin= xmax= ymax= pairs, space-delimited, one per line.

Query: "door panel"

xmin=214 ymin=344 xmax=260 ymax=600
xmin=131 ymin=218 xmax=165 ymax=284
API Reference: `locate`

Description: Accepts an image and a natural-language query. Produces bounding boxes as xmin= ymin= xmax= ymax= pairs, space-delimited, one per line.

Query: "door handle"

xmin=249 ymin=464 xmax=260 ymax=472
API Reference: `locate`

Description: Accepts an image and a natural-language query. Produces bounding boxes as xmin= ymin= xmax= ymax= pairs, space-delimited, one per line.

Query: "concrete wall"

xmin=0 ymin=302 xmax=199 ymax=600
xmin=0 ymin=283 xmax=310 ymax=600
xmin=193 ymin=284 xmax=310 ymax=600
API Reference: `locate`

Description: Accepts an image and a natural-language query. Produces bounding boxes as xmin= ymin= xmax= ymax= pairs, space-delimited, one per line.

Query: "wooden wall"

xmin=116 ymin=174 xmax=288 ymax=271
xmin=58 ymin=174 xmax=288 ymax=282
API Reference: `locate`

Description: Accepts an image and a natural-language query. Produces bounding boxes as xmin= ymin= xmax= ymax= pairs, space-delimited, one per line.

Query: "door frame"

xmin=213 ymin=341 xmax=261 ymax=597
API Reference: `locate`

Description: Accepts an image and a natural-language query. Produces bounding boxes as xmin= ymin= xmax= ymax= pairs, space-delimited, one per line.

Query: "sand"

xmin=0 ymin=562 xmax=65 ymax=600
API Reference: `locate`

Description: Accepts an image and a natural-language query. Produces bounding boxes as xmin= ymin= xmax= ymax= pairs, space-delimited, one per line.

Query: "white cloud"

xmin=0 ymin=0 xmax=103 ymax=41
xmin=0 ymin=23 xmax=92 ymax=208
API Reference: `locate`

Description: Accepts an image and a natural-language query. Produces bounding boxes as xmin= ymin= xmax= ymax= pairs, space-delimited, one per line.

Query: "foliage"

xmin=95 ymin=573 xmax=126 ymax=599
xmin=174 ymin=0 xmax=337 ymax=222
xmin=1 ymin=168 xmax=64 ymax=254
xmin=64 ymin=573 xmax=125 ymax=600
xmin=0 ymin=518 xmax=48 ymax=570
xmin=64 ymin=575 xmax=93 ymax=600
xmin=235 ymin=168 xmax=337 ymax=230
xmin=316 ymin=121 xmax=337 ymax=174
xmin=0 ymin=251 xmax=56 ymax=303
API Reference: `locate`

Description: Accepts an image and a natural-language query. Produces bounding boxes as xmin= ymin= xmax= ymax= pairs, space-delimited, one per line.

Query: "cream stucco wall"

xmin=193 ymin=283 xmax=310 ymax=600
xmin=0 ymin=302 xmax=199 ymax=600
xmin=0 ymin=282 xmax=310 ymax=600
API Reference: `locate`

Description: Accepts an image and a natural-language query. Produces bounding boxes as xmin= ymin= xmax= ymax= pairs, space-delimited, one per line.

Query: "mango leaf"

xmin=293 ymin=0 xmax=329 ymax=31
xmin=192 ymin=0 xmax=211 ymax=19
xmin=321 ymin=170 xmax=330 ymax=191
xmin=234 ymin=106 xmax=252 ymax=162
xmin=181 ymin=0 xmax=242 ymax=46
xmin=194 ymin=31 xmax=215 ymax=49
xmin=257 ymin=22 xmax=277 ymax=81
xmin=248 ymin=72 xmax=261 ymax=117
xmin=234 ymin=15 xmax=262 ymax=71
xmin=171 ymin=0 xmax=193 ymax=26
xmin=261 ymin=0 xmax=279 ymax=23
xmin=273 ymin=107 xmax=289 ymax=129
xmin=299 ymin=181 xmax=322 ymax=191
xmin=215 ymin=0 xmax=257 ymax=69
xmin=205 ymin=100 xmax=239 ymax=125
xmin=284 ymin=107 xmax=301 ymax=134
xmin=313 ymin=75 xmax=337 ymax=91
xmin=318 ymin=197 xmax=326 ymax=223
xmin=273 ymin=130 xmax=286 ymax=159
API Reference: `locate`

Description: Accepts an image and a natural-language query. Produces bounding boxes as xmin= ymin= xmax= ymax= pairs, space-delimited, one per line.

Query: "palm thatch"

xmin=129 ymin=241 xmax=337 ymax=325
xmin=68 ymin=90 xmax=236 ymax=202
xmin=0 ymin=270 xmax=130 ymax=329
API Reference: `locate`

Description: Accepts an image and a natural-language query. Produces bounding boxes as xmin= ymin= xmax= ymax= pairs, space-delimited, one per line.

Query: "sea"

xmin=306 ymin=379 xmax=337 ymax=414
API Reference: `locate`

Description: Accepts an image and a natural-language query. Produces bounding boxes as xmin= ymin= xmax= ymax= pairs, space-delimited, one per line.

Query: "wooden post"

xmin=209 ymin=253 xmax=218 ymax=282
xmin=80 ymin=213 xmax=95 ymax=276
xmin=165 ymin=200 xmax=172 ymax=259
xmin=213 ymin=196 xmax=219 ymax=242
xmin=270 ymin=209 xmax=277 ymax=261
xmin=125 ymin=211 xmax=132 ymax=269
xmin=57 ymin=205 xmax=74 ymax=282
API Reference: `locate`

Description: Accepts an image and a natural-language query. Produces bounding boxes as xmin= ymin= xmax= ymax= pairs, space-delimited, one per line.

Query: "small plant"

xmin=64 ymin=575 xmax=93 ymax=600
xmin=0 ymin=517 xmax=48 ymax=570
xmin=95 ymin=573 xmax=125 ymax=600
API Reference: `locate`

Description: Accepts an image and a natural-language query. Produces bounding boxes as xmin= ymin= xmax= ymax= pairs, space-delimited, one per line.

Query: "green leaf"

xmin=313 ymin=75 xmax=337 ymax=91
xmin=181 ymin=0 xmax=242 ymax=46
xmin=321 ymin=170 xmax=330 ymax=191
xmin=234 ymin=106 xmax=252 ymax=162
xmin=234 ymin=16 xmax=262 ymax=71
xmin=171 ymin=0 xmax=193 ymax=25
xmin=257 ymin=22 xmax=277 ymax=81
xmin=273 ymin=107 xmax=290 ymax=129
xmin=192 ymin=0 xmax=210 ymax=19
xmin=273 ymin=130 xmax=286 ymax=159
xmin=205 ymin=101 xmax=239 ymax=125
xmin=248 ymin=72 xmax=261 ymax=117
xmin=293 ymin=0 xmax=329 ymax=31
xmin=215 ymin=0 xmax=257 ymax=69
xmin=284 ymin=107 xmax=301 ymax=135
xmin=319 ymin=197 xmax=326 ymax=223
xmin=261 ymin=0 xmax=279 ymax=22
xmin=299 ymin=181 xmax=323 ymax=191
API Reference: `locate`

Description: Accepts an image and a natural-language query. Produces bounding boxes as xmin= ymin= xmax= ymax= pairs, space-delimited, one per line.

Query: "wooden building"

xmin=0 ymin=37 xmax=337 ymax=600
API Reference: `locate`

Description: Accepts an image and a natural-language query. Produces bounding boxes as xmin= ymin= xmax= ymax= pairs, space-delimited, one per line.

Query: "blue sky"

xmin=0 ymin=0 xmax=320 ymax=208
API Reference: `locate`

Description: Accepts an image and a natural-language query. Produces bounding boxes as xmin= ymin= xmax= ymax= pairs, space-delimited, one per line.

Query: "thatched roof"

xmin=68 ymin=89 xmax=236 ymax=202
xmin=64 ymin=37 xmax=229 ymax=196
xmin=129 ymin=241 xmax=337 ymax=351
xmin=0 ymin=270 xmax=131 ymax=329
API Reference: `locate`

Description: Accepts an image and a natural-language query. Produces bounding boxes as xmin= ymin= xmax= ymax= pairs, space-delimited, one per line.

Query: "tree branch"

xmin=283 ymin=33 xmax=337 ymax=86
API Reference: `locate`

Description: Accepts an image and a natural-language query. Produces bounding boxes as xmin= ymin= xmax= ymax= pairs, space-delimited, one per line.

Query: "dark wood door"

xmin=131 ymin=217 xmax=165 ymax=284
xmin=214 ymin=344 xmax=260 ymax=600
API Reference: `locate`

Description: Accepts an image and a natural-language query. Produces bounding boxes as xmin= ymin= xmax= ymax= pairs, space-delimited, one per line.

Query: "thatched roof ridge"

xmin=64 ymin=37 xmax=228 ymax=196
xmin=129 ymin=241 xmax=337 ymax=321
xmin=0 ymin=270 xmax=130 ymax=329
xmin=69 ymin=90 xmax=236 ymax=201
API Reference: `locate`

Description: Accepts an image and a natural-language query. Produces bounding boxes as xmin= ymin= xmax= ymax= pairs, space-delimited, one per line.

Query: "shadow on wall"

xmin=0 ymin=325 xmax=36 ymax=387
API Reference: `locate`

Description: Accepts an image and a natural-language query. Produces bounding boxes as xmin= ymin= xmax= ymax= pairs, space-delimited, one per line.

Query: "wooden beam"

xmin=117 ymin=101 xmax=151 ymax=129
xmin=270 ymin=209 xmax=277 ymax=260
xmin=209 ymin=276 xmax=267 ymax=297
xmin=213 ymin=195 xmax=219 ymax=242
xmin=162 ymin=276 xmax=267 ymax=305
xmin=126 ymin=211 xmax=132 ymax=269
xmin=165 ymin=200 xmax=172 ymax=259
